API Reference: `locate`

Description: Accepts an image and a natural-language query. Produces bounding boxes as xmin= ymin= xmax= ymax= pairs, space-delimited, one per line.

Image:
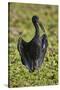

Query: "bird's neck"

xmin=34 ymin=23 xmax=40 ymax=37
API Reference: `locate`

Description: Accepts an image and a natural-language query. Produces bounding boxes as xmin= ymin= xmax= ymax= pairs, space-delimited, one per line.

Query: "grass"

xmin=8 ymin=3 xmax=58 ymax=87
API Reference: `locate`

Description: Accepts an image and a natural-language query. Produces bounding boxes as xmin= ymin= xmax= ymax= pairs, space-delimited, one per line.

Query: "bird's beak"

xmin=38 ymin=21 xmax=45 ymax=32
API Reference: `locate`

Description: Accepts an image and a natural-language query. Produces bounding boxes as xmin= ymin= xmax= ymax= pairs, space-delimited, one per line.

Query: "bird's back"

xmin=22 ymin=35 xmax=40 ymax=59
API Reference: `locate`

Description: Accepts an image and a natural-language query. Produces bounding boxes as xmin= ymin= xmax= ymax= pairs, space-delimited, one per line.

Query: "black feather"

xmin=17 ymin=16 xmax=48 ymax=72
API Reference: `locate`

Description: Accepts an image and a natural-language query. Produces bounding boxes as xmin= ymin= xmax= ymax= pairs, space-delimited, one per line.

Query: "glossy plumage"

xmin=17 ymin=16 xmax=48 ymax=72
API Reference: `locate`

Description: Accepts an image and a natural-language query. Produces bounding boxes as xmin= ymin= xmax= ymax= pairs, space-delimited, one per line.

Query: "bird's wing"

xmin=35 ymin=34 xmax=48 ymax=68
xmin=21 ymin=48 xmax=33 ymax=71
xmin=17 ymin=38 xmax=20 ymax=52
xmin=40 ymin=34 xmax=48 ymax=53
xmin=18 ymin=39 xmax=32 ymax=71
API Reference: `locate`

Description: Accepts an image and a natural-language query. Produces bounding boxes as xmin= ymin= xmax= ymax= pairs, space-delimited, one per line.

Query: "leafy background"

xmin=8 ymin=3 xmax=58 ymax=87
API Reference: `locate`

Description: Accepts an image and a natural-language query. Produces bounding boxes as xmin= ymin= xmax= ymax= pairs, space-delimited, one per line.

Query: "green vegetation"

xmin=8 ymin=3 xmax=58 ymax=87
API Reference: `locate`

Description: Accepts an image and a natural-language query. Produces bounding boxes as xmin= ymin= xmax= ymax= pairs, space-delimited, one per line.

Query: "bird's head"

xmin=32 ymin=15 xmax=45 ymax=32
xmin=32 ymin=16 xmax=39 ymax=24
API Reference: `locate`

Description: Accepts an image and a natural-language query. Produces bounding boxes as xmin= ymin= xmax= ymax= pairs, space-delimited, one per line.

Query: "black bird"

xmin=17 ymin=16 xmax=48 ymax=72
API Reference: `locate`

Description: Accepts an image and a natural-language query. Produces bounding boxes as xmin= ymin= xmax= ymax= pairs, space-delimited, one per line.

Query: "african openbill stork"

xmin=17 ymin=16 xmax=48 ymax=72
